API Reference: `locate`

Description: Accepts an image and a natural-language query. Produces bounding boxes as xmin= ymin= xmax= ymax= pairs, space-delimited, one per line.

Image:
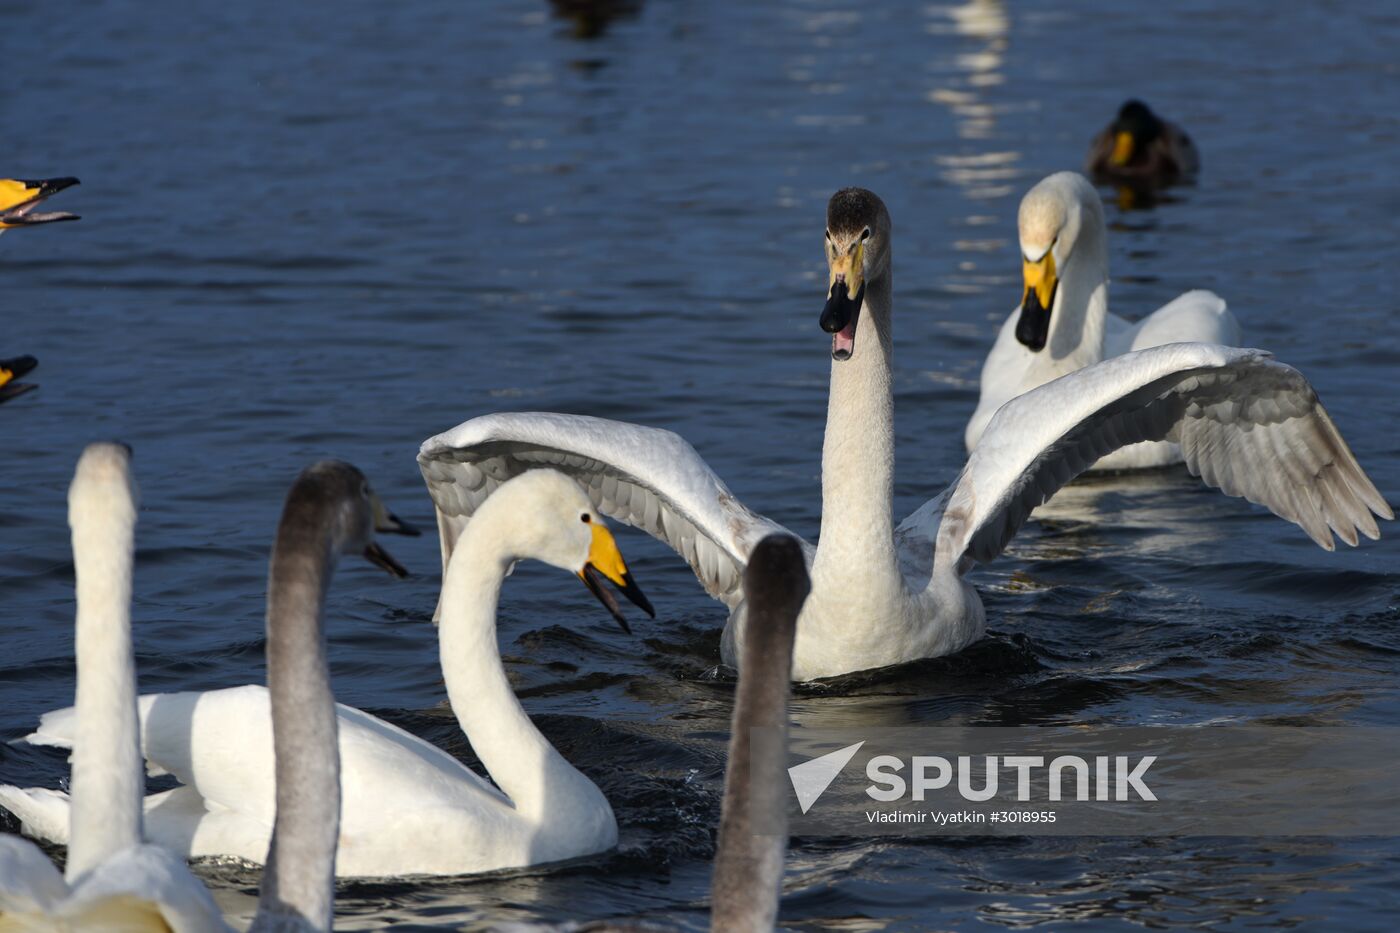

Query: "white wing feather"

xmin=418 ymin=413 xmax=808 ymax=608
xmin=900 ymin=343 xmax=1391 ymax=573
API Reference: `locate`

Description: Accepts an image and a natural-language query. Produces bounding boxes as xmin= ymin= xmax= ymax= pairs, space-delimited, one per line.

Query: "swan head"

xmin=288 ymin=460 xmax=421 ymax=578
xmin=481 ymin=470 xmax=655 ymax=633
xmin=821 ymin=187 xmax=891 ymax=362
xmin=0 ymin=177 xmax=80 ymax=229
xmin=1014 ymin=172 xmax=1104 ymax=352
xmin=741 ymin=534 xmax=808 ymax=659
xmin=69 ymin=442 xmax=138 ymax=535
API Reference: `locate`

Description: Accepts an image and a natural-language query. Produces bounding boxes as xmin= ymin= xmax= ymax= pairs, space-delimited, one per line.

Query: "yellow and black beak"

xmin=362 ymin=495 xmax=422 ymax=579
xmin=577 ymin=521 xmax=654 ymax=634
xmin=1109 ymin=131 xmax=1136 ymax=167
xmin=0 ymin=177 xmax=80 ymax=228
xmin=821 ymin=239 xmax=866 ymax=361
xmin=0 ymin=355 xmax=39 ymax=404
xmin=1014 ymin=248 xmax=1057 ymax=352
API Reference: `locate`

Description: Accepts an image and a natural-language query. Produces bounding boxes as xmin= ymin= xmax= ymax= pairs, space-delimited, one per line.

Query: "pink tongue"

xmin=832 ymin=323 xmax=856 ymax=357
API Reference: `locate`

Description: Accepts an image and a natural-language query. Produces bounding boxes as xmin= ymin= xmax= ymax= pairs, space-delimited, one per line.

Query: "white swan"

xmin=493 ymin=534 xmax=807 ymax=933
xmin=0 ymin=443 xmax=225 ymax=932
xmin=417 ymin=187 xmax=1391 ymax=681
xmin=965 ymin=170 xmax=1241 ymax=469
xmin=1 ymin=454 xmax=404 ymax=931
xmin=3 ymin=470 xmax=651 ymax=878
xmin=0 ymin=176 xmax=79 ymax=405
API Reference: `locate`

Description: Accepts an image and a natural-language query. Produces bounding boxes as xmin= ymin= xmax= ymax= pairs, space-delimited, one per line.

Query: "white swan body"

xmin=966 ymin=171 xmax=1241 ymax=469
xmin=4 ymin=471 xmax=648 ymax=878
xmin=0 ymin=444 xmax=227 ymax=933
xmin=417 ymin=189 xmax=1390 ymax=681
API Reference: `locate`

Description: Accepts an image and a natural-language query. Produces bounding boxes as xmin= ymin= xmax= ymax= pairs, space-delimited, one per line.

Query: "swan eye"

xmin=580 ymin=513 xmax=591 ymax=524
xmin=860 ymin=227 xmax=871 ymax=242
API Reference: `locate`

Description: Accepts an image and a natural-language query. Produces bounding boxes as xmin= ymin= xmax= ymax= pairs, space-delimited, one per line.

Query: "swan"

xmin=4 ymin=469 xmax=651 ymax=878
xmin=493 ymin=534 xmax=808 ymax=933
xmin=0 ymin=443 xmax=225 ymax=931
xmin=417 ymin=187 xmax=1391 ymax=682
xmin=0 ymin=176 xmax=79 ymax=405
xmin=1085 ymin=99 xmax=1199 ymax=189
xmin=710 ymin=533 xmax=807 ymax=932
xmin=0 ymin=453 xmax=411 ymax=930
xmin=965 ymin=171 xmax=1242 ymax=469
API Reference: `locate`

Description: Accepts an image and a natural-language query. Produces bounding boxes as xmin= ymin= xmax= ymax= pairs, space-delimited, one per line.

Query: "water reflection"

xmin=925 ymin=0 xmax=1010 ymax=143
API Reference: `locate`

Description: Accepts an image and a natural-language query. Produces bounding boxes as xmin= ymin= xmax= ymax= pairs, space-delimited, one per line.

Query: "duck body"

xmin=1086 ymin=99 xmax=1199 ymax=188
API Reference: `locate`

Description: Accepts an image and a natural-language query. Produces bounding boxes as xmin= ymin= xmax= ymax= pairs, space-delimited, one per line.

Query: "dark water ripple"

xmin=3 ymin=0 xmax=1400 ymax=929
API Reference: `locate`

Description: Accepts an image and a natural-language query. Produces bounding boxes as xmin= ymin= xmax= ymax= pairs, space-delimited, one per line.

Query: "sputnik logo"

xmin=787 ymin=741 xmax=864 ymax=813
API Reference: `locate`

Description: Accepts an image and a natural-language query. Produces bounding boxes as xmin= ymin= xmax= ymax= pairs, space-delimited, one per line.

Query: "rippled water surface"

xmin=3 ymin=0 xmax=1399 ymax=929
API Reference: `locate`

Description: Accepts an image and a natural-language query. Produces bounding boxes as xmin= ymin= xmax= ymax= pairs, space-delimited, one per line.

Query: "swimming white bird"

xmin=965 ymin=171 xmax=1242 ymax=469
xmin=1 ymin=455 xmax=408 ymax=931
xmin=418 ymin=187 xmax=1390 ymax=682
xmin=0 ymin=176 xmax=80 ymax=405
xmin=491 ymin=535 xmax=807 ymax=933
xmin=0 ymin=443 xmax=225 ymax=932
xmin=3 ymin=469 xmax=651 ymax=878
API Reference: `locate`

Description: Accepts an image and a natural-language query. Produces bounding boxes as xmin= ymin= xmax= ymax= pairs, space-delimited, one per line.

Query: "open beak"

xmin=0 ymin=355 xmax=39 ymax=404
xmin=1110 ymin=131 xmax=1135 ymax=167
xmin=362 ymin=495 xmax=422 ymax=578
xmin=576 ymin=522 xmax=654 ymax=634
xmin=821 ymin=241 xmax=865 ymax=361
xmin=0 ymin=177 xmax=80 ymax=227
xmin=1014 ymin=248 xmax=1057 ymax=352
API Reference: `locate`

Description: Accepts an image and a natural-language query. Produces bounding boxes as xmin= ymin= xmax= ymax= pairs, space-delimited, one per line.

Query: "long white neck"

xmin=810 ymin=274 xmax=902 ymax=593
xmin=253 ymin=507 xmax=341 ymax=932
xmin=437 ymin=507 xmax=597 ymax=819
xmin=1044 ymin=225 xmax=1110 ymax=371
xmin=65 ymin=481 xmax=142 ymax=883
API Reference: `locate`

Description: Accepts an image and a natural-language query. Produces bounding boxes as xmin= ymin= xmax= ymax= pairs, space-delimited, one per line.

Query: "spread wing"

xmin=898 ymin=343 xmax=1391 ymax=575
xmin=418 ymin=413 xmax=809 ymax=609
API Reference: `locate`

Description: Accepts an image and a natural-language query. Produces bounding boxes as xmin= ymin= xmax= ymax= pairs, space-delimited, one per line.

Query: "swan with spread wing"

xmin=419 ymin=187 xmax=1391 ymax=682
xmin=965 ymin=171 xmax=1242 ymax=469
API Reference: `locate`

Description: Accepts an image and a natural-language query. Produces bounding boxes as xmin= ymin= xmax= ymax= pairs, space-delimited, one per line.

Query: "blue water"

xmin=3 ymin=0 xmax=1399 ymax=928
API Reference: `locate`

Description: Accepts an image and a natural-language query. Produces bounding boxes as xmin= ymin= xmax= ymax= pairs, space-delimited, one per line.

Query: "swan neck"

xmin=65 ymin=499 xmax=142 ymax=883
xmin=439 ymin=511 xmax=576 ymax=818
xmin=711 ymin=596 xmax=794 ymax=931
xmin=1046 ymin=226 xmax=1109 ymax=364
xmin=255 ymin=506 xmax=340 ymax=930
xmin=814 ymin=274 xmax=897 ymax=579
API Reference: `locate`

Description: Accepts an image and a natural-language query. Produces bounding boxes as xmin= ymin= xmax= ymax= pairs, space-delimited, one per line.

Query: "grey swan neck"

xmin=252 ymin=491 xmax=342 ymax=932
xmin=711 ymin=540 xmax=804 ymax=932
